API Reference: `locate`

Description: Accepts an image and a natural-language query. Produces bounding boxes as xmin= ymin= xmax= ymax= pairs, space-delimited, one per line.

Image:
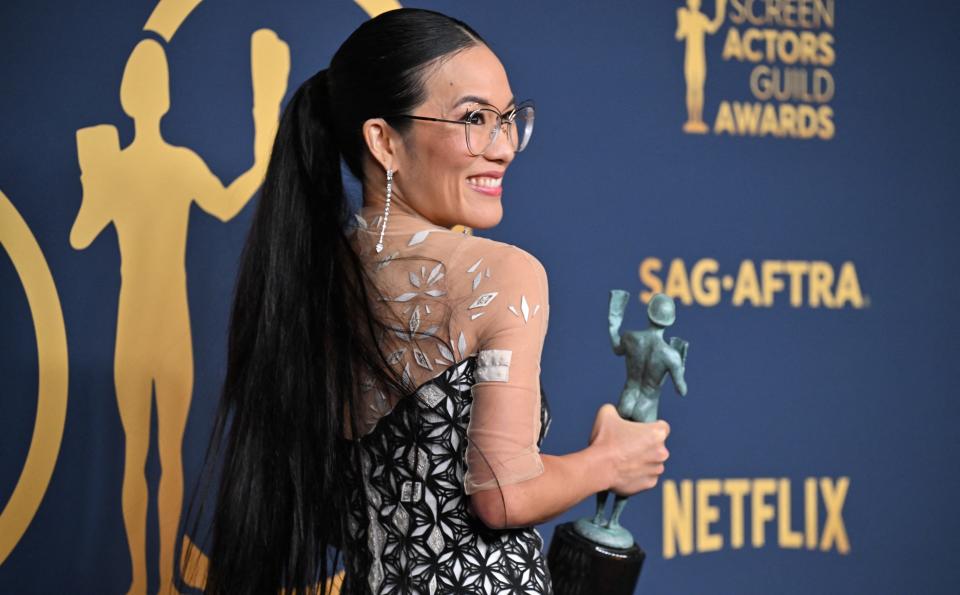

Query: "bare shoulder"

xmin=455 ymin=234 xmax=548 ymax=282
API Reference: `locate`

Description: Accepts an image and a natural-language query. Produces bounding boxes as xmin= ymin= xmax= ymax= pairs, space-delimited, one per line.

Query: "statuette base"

xmin=547 ymin=522 xmax=645 ymax=595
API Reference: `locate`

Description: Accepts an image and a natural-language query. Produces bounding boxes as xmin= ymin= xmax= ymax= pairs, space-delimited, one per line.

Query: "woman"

xmin=198 ymin=8 xmax=670 ymax=594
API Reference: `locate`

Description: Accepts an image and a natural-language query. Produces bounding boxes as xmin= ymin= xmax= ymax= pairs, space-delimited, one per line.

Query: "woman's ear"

xmin=362 ymin=117 xmax=401 ymax=173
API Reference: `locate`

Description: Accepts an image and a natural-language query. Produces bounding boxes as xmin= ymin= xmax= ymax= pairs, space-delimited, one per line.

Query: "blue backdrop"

xmin=2 ymin=1 xmax=959 ymax=593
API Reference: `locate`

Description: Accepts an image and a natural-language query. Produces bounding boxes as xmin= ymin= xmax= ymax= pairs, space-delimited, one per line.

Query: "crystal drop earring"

xmin=375 ymin=168 xmax=393 ymax=253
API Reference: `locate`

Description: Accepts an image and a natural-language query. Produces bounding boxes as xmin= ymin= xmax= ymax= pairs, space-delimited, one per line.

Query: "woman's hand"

xmin=589 ymin=404 xmax=670 ymax=496
xmin=469 ymin=404 xmax=671 ymax=529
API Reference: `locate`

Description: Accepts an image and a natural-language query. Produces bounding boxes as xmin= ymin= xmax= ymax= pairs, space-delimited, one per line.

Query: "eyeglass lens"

xmin=466 ymin=106 xmax=535 ymax=155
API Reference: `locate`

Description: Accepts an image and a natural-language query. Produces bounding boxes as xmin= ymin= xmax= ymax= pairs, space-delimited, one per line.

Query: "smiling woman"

xmin=362 ymin=43 xmax=529 ymax=230
xmin=189 ymin=8 xmax=671 ymax=595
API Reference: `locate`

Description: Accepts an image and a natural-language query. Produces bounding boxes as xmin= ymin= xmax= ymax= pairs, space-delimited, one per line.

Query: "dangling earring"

xmin=375 ymin=168 xmax=393 ymax=253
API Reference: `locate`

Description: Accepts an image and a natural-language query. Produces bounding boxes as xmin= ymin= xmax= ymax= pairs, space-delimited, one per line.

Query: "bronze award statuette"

xmin=547 ymin=291 xmax=689 ymax=595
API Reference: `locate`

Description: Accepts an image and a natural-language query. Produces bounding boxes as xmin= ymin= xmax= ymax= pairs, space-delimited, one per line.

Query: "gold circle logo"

xmin=0 ymin=191 xmax=69 ymax=564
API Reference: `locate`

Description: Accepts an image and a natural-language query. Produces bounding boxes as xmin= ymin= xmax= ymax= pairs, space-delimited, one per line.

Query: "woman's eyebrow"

xmin=452 ymin=95 xmax=517 ymax=110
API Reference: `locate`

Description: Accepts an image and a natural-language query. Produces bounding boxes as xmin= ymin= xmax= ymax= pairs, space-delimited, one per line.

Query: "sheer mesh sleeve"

xmin=462 ymin=244 xmax=550 ymax=495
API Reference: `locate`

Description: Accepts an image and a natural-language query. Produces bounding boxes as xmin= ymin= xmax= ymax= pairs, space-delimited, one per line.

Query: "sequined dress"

xmin=343 ymin=206 xmax=553 ymax=594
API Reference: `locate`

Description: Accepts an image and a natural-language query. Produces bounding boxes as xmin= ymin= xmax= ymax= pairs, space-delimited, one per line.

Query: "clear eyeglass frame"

xmin=385 ymin=101 xmax=535 ymax=156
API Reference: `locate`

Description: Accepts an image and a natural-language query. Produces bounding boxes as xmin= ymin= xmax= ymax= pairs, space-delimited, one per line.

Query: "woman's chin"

xmin=462 ymin=201 xmax=503 ymax=230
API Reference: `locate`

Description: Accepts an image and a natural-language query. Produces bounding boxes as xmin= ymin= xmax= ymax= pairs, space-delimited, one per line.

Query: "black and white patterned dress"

xmin=344 ymin=356 xmax=552 ymax=594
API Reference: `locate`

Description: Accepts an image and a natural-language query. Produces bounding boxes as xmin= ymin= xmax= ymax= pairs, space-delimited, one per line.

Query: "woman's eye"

xmin=465 ymin=112 xmax=485 ymax=125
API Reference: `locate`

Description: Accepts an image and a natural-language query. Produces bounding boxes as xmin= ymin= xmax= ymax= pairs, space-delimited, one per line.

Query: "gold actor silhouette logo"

xmin=69 ymin=20 xmax=290 ymax=595
xmin=675 ymin=0 xmax=726 ymax=133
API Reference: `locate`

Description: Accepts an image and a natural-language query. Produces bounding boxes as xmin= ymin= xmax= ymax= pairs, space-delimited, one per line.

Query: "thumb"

xmin=590 ymin=403 xmax=618 ymax=443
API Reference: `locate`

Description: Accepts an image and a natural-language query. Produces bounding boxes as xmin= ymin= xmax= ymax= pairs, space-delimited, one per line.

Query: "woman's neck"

xmin=361 ymin=195 xmax=445 ymax=230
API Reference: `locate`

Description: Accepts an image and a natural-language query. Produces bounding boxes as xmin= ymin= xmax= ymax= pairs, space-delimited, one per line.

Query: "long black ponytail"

xmin=184 ymin=9 xmax=485 ymax=595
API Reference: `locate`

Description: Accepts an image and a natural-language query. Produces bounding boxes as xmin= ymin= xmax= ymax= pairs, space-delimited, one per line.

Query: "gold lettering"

xmin=779 ymin=104 xmax=798 ymax=138
xmin=734 ymin=101 xmax=763 ymax=135
xmin=780 ymin=0 xmax=797 ymax=27
xmin=642 ymin=260 xmax=857 ymax=308
xmin=742 ymin=28 xmax=764 ymax=62
xmin=663 ymin=479 xmax=694 ymax=559
xmin=799 ymin=31 xmax=819 ymax=63
xmin=750 ymin=67 xmax=832 ymax=103
xmin=691 ymin=259 xmax=721 ymax=306
xmin=728 ymin=0 xmax=749 ymax=25
xmin=819 ymin=32 xmax=835 ymax=66
xmin=714 ymin=101 xmax=737 ymax=135
xmin=766 ymin=0 xmax=781 ymax=25
xmin=696 ymin=479 xmax=724 ymax=552
xmin=722 ymin=28 xmax=745 ymax=61
xmin=723 ymin=479 xmax=751 ymax=549
xmin=820 ymin=477 xmax=851 ymax=553
xmin=732 ymin=260 xmax=762 ymax=307
xmin=797 ymin=104 xmax=819 ymax=139
xmin=777 ymin=478 xmax=803 ymax=548
xmin=815 ymin=0 xmax=835 ymax=28
xmin=808 ymin=261 xmax=835 ymax=307
xmin=805 ymin=477 xmax=818 ymax=549
xmin=751 ymin=478 xmax=777 ymax=547
xmin=762 ymin=28 xmax=780 ymax=61
xmin=834 ymin=261 xmax=864 ymax=308
xmin=761 ymin=260 xmax=786 ymax=306
xmin=639 ymin=258 xmax=663 ymax=303
xmin=750 ymin=65 xmax=773 ymax=101
xmin=663 ymin=477 xmax=850 ymax=556
xmin=814 ymin=68 xmax=835 ymax=102
xmin=818 ymin=104 xmax=835 ymax=140
xmin=665 ymin=258 xmax=694 ymax=305
xmin=784 ymin=261 xmax=809 ymax=307
xmin=743 ymin=0 xmax=765 ymax=26
xmin=797 ymin=0 xmax=814 ymax=28
xmin=777 ymin=30 xmax=801 ymax=64
xmin=730 ymin=0 xmax=834 ymax=28
xmin=723 ymin=27 xmax=835 ymax=65
xmin=759 ymin=102 xmax=781 ymax=136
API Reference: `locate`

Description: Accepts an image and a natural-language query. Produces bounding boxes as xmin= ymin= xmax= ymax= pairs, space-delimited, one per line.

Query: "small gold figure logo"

xmin=676 ymin=0 xmax=727 ymax=133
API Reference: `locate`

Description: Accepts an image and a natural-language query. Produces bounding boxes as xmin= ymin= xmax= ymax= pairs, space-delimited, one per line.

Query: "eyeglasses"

xmin=386 ymin=101 xmax=535 ymax=156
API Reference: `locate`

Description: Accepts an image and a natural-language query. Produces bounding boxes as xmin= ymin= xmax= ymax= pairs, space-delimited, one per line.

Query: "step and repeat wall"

xmin=2 ymin=1 xmax=958 ymax=593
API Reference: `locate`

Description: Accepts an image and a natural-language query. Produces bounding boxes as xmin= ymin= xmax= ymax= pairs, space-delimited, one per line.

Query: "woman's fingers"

xmin=656 ymin=419 xmax=671 ymax=439
xmin=590 ymin=405 xmax=673 ymax=496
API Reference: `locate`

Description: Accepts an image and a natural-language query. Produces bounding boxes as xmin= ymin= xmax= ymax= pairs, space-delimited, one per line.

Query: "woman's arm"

xmin=470 ymin=404 xmax=670 ymax=529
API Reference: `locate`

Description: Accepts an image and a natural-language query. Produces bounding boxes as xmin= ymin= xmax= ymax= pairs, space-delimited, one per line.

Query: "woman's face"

xmin=392 ymin=44 xmax=518 ymax=229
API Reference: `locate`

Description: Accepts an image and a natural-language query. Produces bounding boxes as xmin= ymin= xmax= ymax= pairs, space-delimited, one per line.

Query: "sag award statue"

xmin=547 ymin=291 xmax=689 ymax=595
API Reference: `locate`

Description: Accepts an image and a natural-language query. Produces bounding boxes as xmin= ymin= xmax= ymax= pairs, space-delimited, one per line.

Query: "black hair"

xmin=182 ymin=8 xmax=484 ymax=594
